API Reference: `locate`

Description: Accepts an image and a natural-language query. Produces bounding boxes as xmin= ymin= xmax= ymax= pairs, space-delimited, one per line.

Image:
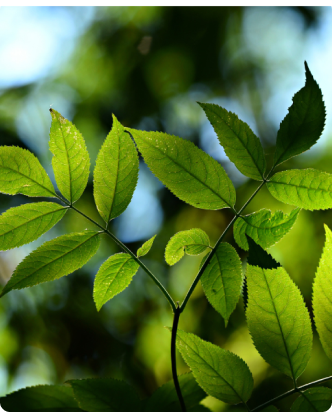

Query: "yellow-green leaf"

xmin=137 ymin=235 xmax=156 ymax=258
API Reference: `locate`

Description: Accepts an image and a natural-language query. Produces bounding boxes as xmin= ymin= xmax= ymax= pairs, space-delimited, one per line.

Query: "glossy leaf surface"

xmin=290 ymin=387 xmax=332 ymax=412
xmin=137 ymin=235 xmax=156 ymax=258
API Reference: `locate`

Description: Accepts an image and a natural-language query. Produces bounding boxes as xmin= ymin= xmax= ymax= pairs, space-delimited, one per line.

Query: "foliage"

xmin=1 ymin=62 xmax=332 ymax=412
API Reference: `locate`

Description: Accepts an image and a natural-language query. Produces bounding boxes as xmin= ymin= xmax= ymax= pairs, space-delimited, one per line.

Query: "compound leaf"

xmin=274 ymin=62 xmax=325 ymax=167
xmin=137 ymin=235 xmax=156 ymax=258
xmin=94 ymin=253 xmax=139 ymax=311
xmin=93 ymin=115 xmax=138 ymax=223
xmin=199 ymin=102 xmax=266 ymax=180
xmin=313 ymin=224 xmax=332 ymax=361
xmin=267 ymin=169 xmax=332 ymax=210
xmin=49 ymin=109 xmax=90 ymax=203
xmin=173 ymin=329 xmax=253 ymax=404
xmin=290 ymin=387 xmax=332 ymax=412
xmin=0 ymin=384 xmax=81 ymax=411
xmin=0 ymin=202 xmax=67 ymax=251
xmin=246 ymin=265 xmax=312 ymax=380
xmin=165 ymin=229 xmax=210 ymax=266
xmin=0 ymin=146 xmax=55 ymax=197
xmin=200 ymin=242 xmax=242 ymax=327
xmin=234 ymin=208 xmax=300 ymax=251
xmin=144 ymin=373 xmax=206 ymax=412
xmin=68 ymin=378 xmax=141 ymax=412
xmin=0 ymin=231 xmax=101 ymax=297
xmin=126 ymin=128 xmax=236 ymax=210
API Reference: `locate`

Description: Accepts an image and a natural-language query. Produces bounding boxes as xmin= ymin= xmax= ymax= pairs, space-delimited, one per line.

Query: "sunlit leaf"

xmin=173 ymin=329 xmax=253 ymax=404
xmin=93 ymin=253 xmax=139 ymax=311
xmin=0 ymin=202 xmax=67 ymax=251
xmin=49 ymin=109 xmax=90 ymax=203
xmin=246 ymin=264 xmax=312 ymax=379
xmin=0 ymin=146 xmax=55 ymax=197
xmin=267 ymin=169 xmax=332 ymax=210
xmin=234 ymin=208 xmax=300 ymax=251
xmin=274 ymin=62 xmax=325 ymax=167
xmin=93 ymin=115 xmax=138 ymax=223
xmin=313 ymin=224 xmax=332 ymax=362
xmin=199 ymin=102 xmax=266 ymax=180
xmin=137 ymin=235 xmax=156 ymax=258
xmin=0 ymin=231 xmax=101 ymax=297
xmin=126 ymin=128 xmax=236 ymax=210
xmin=290 ymin=387 xmax=332 ymax=412
xmin=200 ymin=242 xmax=242 ymax=327
xmin=165 ymin=228 xmax=210 ymax=265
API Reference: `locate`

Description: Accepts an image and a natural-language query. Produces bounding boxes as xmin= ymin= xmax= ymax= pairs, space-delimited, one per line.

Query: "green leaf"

xmin=93 ymin=253 xmax=139 ymax=311
xmin=274 ymin=62 xmax=325 ymax=167
xmin=200 ymin=242 xmax=242 ymax=327
xmin=313 ymin=224 xmax=332 ymax=362
xmin=291 ymin=387 xmax=332 ymax=412
xmin=0 ymin=384 xmax=82 ymax=411
xmin=93 ymin=115 xmax=139 ymax=223
xmin=262 ymin=407 xmax=279 ymax=412
xmin=49 ymin=109 xmax=90 ymax=203
xmin=199 ymin=102 xmax=266 ymax=180
xmin=0 ymin=231 xmax=101 ymax=297
xmin=68 ymin=378 xmax=141 ymax=412
xmin=246 ymin=264 xmax=312 ymax=380
xmin=267 ymin=169 xmax=332 ymax=210
xmin=165 ymin=228 xmax=210 ymax=265
xmin=0 ymin=146 xmax=55 ymax=197
xmin=0 ymin=202 xmax=67 ymax=251
xmin=126 ymin=128 xmax=236 ymax=210
xmin=173 ymin=329 xmax=254 ymax=404
xmin=247 ymin=236 xmax=280 ymax=270
xmin=137 ymin=235 xmax=156 ymax=258
xmin=144 ymin=373 xmax=206 ymax=412
xmin=234 ymin=208 xmax=300 ymax=251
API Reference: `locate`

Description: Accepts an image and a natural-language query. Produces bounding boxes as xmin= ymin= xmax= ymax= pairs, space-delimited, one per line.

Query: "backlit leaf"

xmin=274 ymin=62 xmax=325 ymax=167
xmin=290 ymin=387 xmax=332 ymax=412
xmin=49 ymin=109 xmax=90 ymax=203
xmin=173 ymin=329 xmax=254 ymax=405
xmin=234 ymin=208 xmax=300 ymax=251
xmin=199 ymin=102 xmax=266 ymax=180
xmin=126 ymin=128 xmax=236 ymax=210
xmin=200 ymin=242 xmax=242 ymax=327
xmin=93 ymin=253 xmax=139 ymax=311
xmin=267 ymin=169 xmax=332 ymax=210
xmin=137 ymin=235 xmax=156 ymax=258
xmin=0 ymin=146 xmax=55 ymax=197
xmin=0 ymin=231 xmax=101 ymax=297
xmin=165 ymin=229 xmax=210 ymax=265
xmin=0 ymin=202 xmax=67 ymax=251
xmin=93 ymin=115 xmax=138 ymax=223
xmin=246 ymin=265 xmax=312 ymax=379
xmin=313 ymin=224 xmax=332 ymax=361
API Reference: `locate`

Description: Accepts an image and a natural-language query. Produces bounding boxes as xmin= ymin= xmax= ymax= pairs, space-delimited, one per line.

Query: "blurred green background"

xmin=1 ymin=6 xmax=332 ymax=411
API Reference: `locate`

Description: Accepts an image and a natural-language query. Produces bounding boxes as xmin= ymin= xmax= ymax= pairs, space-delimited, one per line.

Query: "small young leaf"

xmin=49 ymin=109 xmax=90 ymax=203
xmin=173 ymin=329 xmax=254 ymax=404
xmin=0 ymin=202 xmax=67 ymax=251
xmin=144 ymin=373 xmax=206 ymax=412
xmin=0 ymin=146 xmax=55 ymax=197
xmin=290 ymin=387 xmax=332 ymax=412
xmin=267 ymin=169 xmax=332 ymax=210
xmin=246 ymin=265 xmax=312 ymax=380
xmin=165 ymin=228 xmax=210 ymax=266
xmin=93 ymin=115 xmax=139 ymax=223
xmin=126 ymin=128 xmax=236 ymax=210
xmin=234 ymin=208 xmax=300 ymax=251
xmin=274 ymin=62 xmax=325 ymax=167
xmin=313 ymin=224 xmax=332 ymax=362
xmin=137 ymin=234 xmax=156 ymax=258
xmin=0 ymin=231 xmax=101 ymax=297
xmin=68 ymin=378 xmax=141 ymax=412
xmin=200 ymin=242 xmax=242 ymax=327
xmin=0 ymin=384 xmax=81 ymax=411
xmin=199 ymin=102 xmax=266 ymax=180
xmin=93 ymin=253 xmax=139 ymax=311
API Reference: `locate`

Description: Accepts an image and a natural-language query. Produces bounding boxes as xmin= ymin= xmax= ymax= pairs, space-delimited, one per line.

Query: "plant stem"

xmin=171 ymin=303 xmax=187 ymax=412
xmin=250 ymin=376 xmax=332 ymax=412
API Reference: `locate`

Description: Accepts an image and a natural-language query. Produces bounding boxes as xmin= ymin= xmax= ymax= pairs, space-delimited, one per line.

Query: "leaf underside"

xmin=137 ymin=234 xmax=156 ymax=258
xmin=290 ymin=387 xmax=332 ymax=412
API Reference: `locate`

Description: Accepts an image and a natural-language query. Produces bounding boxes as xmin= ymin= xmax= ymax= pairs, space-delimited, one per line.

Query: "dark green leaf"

xmin=291 ymin=387 xmax=332 ymax=412
xmin=247 ymin=236 xmax=280 ymax=270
